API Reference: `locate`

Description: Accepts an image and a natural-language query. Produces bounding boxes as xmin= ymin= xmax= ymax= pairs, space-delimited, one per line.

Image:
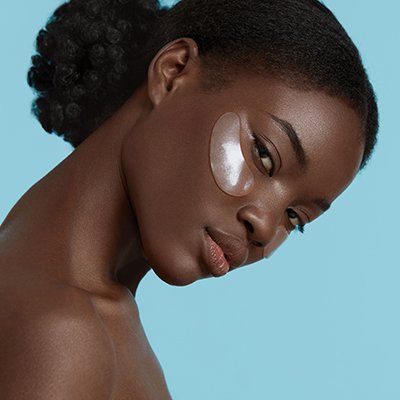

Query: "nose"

xmin=237 ymin=203 xmax=282 ymax=249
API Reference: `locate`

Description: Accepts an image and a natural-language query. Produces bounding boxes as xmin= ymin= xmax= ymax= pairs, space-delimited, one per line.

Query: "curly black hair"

xmin=28 ymin=0 xmax=378 ymax=169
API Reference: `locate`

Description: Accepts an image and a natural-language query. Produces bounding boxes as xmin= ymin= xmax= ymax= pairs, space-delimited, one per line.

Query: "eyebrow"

xmin=267 ymin=114 xmax=332 ymax=214
xmin=265 ymin=113 xmax=332 ymax=212
xmin=268 ymin=113 xmax=307 ymax=169
xmin=313 ymin=198 xmax=331 ymax=213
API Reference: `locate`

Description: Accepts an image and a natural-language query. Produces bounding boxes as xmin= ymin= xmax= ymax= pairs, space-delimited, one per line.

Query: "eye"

xmin=253 ymin=135 xmax=274 ymax=176
xmin=287 ymin=208 xmax=305 ymax=234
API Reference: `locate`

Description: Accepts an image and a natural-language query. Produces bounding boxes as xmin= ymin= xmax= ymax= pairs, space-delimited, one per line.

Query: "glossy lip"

xmin=204 ymin=227 xmax=248 ymax=274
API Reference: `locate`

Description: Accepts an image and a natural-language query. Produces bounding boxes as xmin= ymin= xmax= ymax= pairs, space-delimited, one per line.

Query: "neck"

xmin=0 ymin=92 xmax=150 ymax=297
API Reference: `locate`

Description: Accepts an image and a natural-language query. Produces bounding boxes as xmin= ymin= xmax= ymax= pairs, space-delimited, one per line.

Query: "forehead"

xmin=217 ymin=75 xmax=365 ymax=199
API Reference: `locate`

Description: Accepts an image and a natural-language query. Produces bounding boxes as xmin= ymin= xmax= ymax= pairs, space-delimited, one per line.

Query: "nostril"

xmin=244 ymin=220 xmax=254 ymax=234
xmin=251 ymin=240 xmax=263 ymax=248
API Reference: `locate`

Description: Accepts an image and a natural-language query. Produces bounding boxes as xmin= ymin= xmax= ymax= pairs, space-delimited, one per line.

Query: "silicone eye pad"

xmin=210 ymin=112 xmax=255 ymax=197
xmin=263 ymin=226 xmax=289 ymax=258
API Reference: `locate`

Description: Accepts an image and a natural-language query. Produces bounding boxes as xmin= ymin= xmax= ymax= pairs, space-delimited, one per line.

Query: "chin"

xmin=147 ymin=253 xmax=206 ymax=287
xmin=152 ymin=268 xmax=197 ymax=286
xmin=139 ymin=227 xmax=209 ymax=286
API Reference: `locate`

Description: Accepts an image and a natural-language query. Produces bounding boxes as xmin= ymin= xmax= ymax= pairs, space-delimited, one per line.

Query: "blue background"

xmin=1 ymin=1 xmax=398 ymax=399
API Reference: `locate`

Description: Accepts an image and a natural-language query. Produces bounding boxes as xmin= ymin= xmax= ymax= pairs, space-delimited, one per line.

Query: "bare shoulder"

xmin=0 ymin=284 xmax=116 ymax=400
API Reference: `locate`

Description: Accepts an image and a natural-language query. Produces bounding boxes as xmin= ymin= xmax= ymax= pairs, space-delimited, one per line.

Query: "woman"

xmin=0 ymin=0 xmax=378 ymax=398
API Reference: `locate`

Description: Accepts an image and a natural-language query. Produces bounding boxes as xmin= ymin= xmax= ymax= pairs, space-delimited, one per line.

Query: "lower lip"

xmin=204 ymin=232 xmax=230 ymax=277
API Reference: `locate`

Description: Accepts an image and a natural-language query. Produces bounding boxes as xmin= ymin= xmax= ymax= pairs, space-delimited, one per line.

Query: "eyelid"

xmin=293 ymin=208 xmax=311 ymax=233
xmin=252 ymin=133 xmax=280 ymax=176
xmin=287 ymin=208 xmax=308 ymax=234
xmin=297 ymin=207 xmax=311 ymax=223
xmin=254 ymin=135 xmax=274 ymax=176
xmin=258 ymin=133 xmax=282 ymax=172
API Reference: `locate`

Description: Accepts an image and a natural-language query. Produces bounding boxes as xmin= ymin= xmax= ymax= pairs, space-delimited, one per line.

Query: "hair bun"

xmin=28 ymin=0 xmax=162 ymax=147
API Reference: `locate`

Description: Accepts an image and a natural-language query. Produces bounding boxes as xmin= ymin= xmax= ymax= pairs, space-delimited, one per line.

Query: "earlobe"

xmin=147 ymin=38 xmax=200 ymax=107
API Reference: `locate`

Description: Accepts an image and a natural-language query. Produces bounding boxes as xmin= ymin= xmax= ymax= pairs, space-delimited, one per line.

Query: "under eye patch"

xmin=209 ymin=112 xmax=255 ymax=197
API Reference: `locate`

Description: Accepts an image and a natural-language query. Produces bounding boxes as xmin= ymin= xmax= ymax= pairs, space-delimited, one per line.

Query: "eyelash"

xmin=253 ymin=135 xmax=274 ymax=176
xmin=287 ymin=208 xmax=306 ymax=234
xmin=253 ymin=134 xmax=306 ymax=234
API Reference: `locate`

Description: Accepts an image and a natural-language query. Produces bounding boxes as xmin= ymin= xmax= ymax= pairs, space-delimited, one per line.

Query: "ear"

xmin=147 ymin=38 xmax=200 ymax=107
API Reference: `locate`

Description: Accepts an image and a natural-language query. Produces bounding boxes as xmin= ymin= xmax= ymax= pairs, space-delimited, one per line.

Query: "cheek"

xmin=210 ymin=112 xmax=255 ymax=197
xmin=262 ymin=226 xmax=289 ymax=258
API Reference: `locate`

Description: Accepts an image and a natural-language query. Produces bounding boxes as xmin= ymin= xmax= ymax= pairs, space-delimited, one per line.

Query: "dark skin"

xmin=0 ymin=38 xmax=364 ymax=399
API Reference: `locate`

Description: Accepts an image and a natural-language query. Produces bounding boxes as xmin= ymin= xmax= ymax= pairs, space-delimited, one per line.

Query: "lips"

xmin=204 ymin=227 xmax=248 ymax=277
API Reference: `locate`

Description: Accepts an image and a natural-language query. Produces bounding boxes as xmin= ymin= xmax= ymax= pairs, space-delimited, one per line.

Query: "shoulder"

xmin=0 ymin=284 xmax=116 ymax=400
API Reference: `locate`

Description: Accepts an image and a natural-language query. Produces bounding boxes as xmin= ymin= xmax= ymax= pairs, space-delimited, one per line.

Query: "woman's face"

xmin=123 ymin=73 xmax=364 ymax=286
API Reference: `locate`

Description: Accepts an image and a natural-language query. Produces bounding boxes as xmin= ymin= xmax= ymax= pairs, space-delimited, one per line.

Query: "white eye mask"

xmin=209 ymin=112 xmax=255 ymax=197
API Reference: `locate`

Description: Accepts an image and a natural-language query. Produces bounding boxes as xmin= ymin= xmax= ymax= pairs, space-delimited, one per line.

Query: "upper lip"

xmin=205 ymin=227 xmax=248 ymax=269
